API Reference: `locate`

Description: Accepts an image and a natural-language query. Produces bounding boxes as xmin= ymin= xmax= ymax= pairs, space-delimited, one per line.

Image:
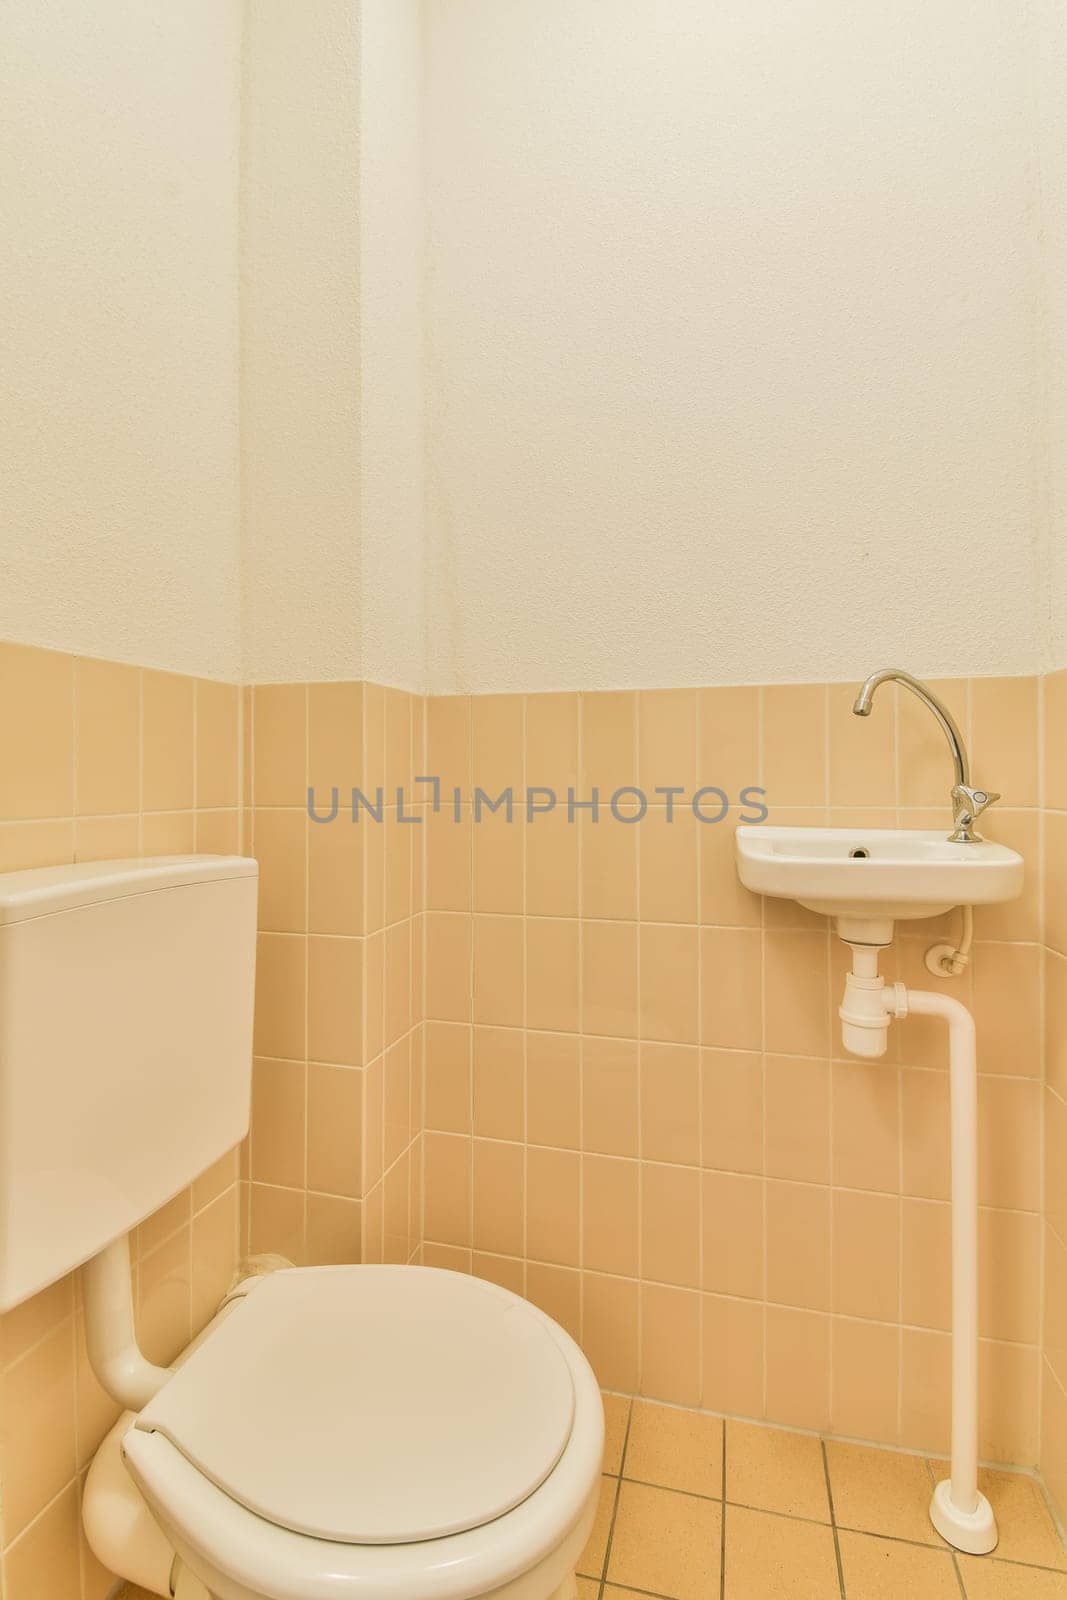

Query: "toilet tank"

xmin=0 ymin=856 xmax=258 ymax=1312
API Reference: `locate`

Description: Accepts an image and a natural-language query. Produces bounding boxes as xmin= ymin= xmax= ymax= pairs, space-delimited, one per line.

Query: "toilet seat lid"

xmin=134 ymin=1265 xmax=576 ymax=1546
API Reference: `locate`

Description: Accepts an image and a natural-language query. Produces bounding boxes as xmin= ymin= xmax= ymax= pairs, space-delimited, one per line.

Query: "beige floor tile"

xmin=827 ymin=1440 xmax=941 ymax=1545
xmin=838 ymin=1529 xmax=959 ymax=1599
xmin=724 ymin=1505 xmax=839 ymax=1599
xmin=578 ymin=1475 xmax=619 ymax=1579
xmin=970 ymin=1468 xmax=1067 ymax=1570
xmin=624 ymin=1399 xmax=723 ymax=1498
xmin=608 ymin=1479 xmax=722 ymax=1598
xmin=576 ymin=1581 xmax=600 ymax=1600
xmin=726 ymin=1419 xmax=831 ymax=1521
xmin=959 ymin=1558 xmax=1067 ymax=1600
xmin=603 ymin=1391 xmax=632 ymax=1475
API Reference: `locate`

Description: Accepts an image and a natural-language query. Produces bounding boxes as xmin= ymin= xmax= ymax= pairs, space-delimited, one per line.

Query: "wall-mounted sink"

xmin=736 ymin=825 xmax=1024 ymax=946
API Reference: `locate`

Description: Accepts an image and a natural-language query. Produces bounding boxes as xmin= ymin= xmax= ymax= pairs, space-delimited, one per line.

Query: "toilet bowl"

xmin=119 ymin=1263 xmax=604 ymax=1600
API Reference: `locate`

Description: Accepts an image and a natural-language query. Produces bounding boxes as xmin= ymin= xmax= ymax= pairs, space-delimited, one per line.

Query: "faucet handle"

xmin=950 ymin=784 xmax=1000 ymax=843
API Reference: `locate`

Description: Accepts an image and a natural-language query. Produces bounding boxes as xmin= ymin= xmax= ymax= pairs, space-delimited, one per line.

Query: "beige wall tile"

xmin=253 ymin=933 xmax=307 ymax=1060
xmin=472 ymin=914 xmax=523 ymax=1027
xmin=581 ymin=809 xmax=638 ymax=919
xmin=527 ymin=917 xmax=580 ymax=1032
xmin=583 ymin=919 xmax=639 ymax=1038
xmin=639 ymin=806 xmax=698 ymax=922
xmin=418 ymin=1134 xmax=468 ymax=1256
xmin=307 ymin=1062 xmax=363 ymax=1198
xmin=896 ymin=677 xmax=968 ymax=810
xmin=75 ymin=656 xmax=140 ymax=815
xmin=701 ymin=1049 xmax=762 ymax=1174
xmin=307 ymin=935 xmax=362 ymax=1065
xmin=702 ymin=1171 xmax=763 ymax=1299
xmin=254 ymin=808 xmax=308 ymax=932
xmin=700 ymin=927 xmax=761 ymax=1050
xmin=581 ymin=692 xmax=637 ymax=796
xmin=1046 ymin=669 xmax=1067 ymax=802
xmin=527 ymin=1147 xmax=580 ymax=1267
xmin=765 ymin=1054 xmax=830 ymax=1183
xmin=472 ymin=1025 xmax=524 ymax=1140
xmin=472 ymin=694 xmax=524 ymax=799
xmin=764 ymin=930 xmax=830 ymax=1057
xmin=2 ymin=1480 xmax=81 ymax=1600
xmin=307 ymin=1193 xmax=362 ymax=1266
xmin=526 ymin=1262 xmax=581 ymax=1343
xmin=583 ymin=1037 xmax=639 ymax=1156
xmin=525 ymin=693 xmax=579 ymax=796
xmin=700 ymin=812 xmax=762 ymax=928
xmin=307 ymin=681 xmax=363 ymax=796
xmin=832 ymin=1190 xmax=900 ymax=1322
xmin=248 ymin=1182 xmax=306 ymax=1264
xmin=582 ymin=1273 xmax=639 ymax=1392
xmin=196 ymin=679 xmax=240 ymax=808
xmin=831 ymin=1058 xmax=899 ymax=1193
xmin=640 ymin=923 xmax=699 ymax=1044
xmin=527 ymin=1032 xmax=581 ymax=1148
xmin=473 ymin=808 xmax=523 ymax=914
xmin=0 ymin=1322 xmax=76 ymax=1541
xmin=427 ymin=695 xmax=471 ymax=797
xmin=702 ymin=1294 xmax=764 ymax=1418
xmin=639 ymin=689 xmax=698 ymax=795
xmin=142 ymin=668 xmax=195 ymax=811
xmin=526 ymin=807 xmax=579 ymax=917
xmin=762 ymin=684 xmax=827 ymax=808
xmin=763 ymin=1307 xmax=829 ymax=1428
xmin=426 ymin=912 xmax=472 ymax=1022
xmin=972 ymin=675 xmax=1039 ymax=808
xmin=829 ymin=678 xmax=896 ymax=808
xmin=766 ymin=1179 xmax=830 ymax=1310
xmin=0 ymin=644 xmax=75 ymax=821
xmin=699 ymin=686 xmax=759 ymax=796
xmin=583 ymin=1156 xmax=639 ymax=1277
xmin=642 ymin=1164 xmax=700 ymax=1288
xmin=308 ymin=815 xmax=364 ymax=935
xmin=831 ymin=1318 xmax=899 ymax=1445
xmin=639 ymin=1284 xmax=701 ymax=1407
xmin=641 ymin=1043 xmax=700 ymax=1165
xmin=472 ymin=1139 xmax=524 ymax=1257
xmin=253 ymin=684 xmax=306 ymax=807
xmin=978 ymin=1075 xmax=1041 ymax=1211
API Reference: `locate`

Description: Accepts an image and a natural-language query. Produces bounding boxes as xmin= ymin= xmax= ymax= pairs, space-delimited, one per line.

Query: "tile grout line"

xmin=821 ymin=1440 xmax=847 ymax=1600
xmin=597 ymin=1398 xmax=635 ymax=1598
xmin=719 ymin=1420 xmax=727 ymax=1600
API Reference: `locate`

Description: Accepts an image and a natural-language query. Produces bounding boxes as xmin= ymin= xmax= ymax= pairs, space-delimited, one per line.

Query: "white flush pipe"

xmin=902 ymin=988 xmax=997 ymax=1555
xmin=82 ymin=1235 xmax=171 ymax=1410
xmin=838 ymin=947 xmax=996 ymax=1554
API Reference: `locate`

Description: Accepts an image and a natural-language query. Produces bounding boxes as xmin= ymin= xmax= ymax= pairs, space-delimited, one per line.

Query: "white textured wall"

xmin=0 ymin=0 xmax=242 ymax=680
xmin=424 ymin=0 xmax=1045 ymax=693
xmin=360 ymin=0 xmax=426 ymax=690
xmin=240 ymin=0 xmax=424 ymax=690
xmin=240 ymin=0 xmax=362 ymax=685
xmin=1038 ymin=0 xmax=1067 ymax=672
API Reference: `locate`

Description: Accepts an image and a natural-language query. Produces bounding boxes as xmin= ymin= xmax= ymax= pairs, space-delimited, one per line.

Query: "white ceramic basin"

xmin=736 ymin=826 xmax=1023 ymax=943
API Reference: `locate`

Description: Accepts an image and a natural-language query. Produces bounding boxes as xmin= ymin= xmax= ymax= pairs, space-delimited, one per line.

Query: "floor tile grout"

xmin=597 ymin=1398 xmax=634 ymax=1598
xmin=590 ymin=1395 xmax=1067 ymax=1597
xmin=821 ymin=1439 xmax=847 ymax=1600
xmin=719 ymin=1423 xmax=727 ymax=1600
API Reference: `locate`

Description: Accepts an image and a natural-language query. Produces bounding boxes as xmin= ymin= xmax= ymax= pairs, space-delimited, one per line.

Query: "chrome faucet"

xmin=852 ymin=668 xmax=1000 ymax=843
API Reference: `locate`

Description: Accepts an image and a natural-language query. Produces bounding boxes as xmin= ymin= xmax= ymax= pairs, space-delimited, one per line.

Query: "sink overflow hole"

xmin=849 ymin=846 xmax=871 ymax=860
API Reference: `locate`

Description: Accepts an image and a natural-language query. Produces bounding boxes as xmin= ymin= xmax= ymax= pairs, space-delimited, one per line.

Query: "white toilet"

xmin=0 ymin=857 xmax=603 ymax=1600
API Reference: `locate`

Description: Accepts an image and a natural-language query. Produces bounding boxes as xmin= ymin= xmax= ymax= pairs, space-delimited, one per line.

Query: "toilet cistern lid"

xmin=132 ymin=1266 xmax=576 ymax=1545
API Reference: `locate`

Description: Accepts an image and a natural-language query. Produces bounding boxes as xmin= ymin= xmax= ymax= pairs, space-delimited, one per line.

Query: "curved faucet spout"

xmin=853 ymin=667 xmax=969 ymax=789
xmin=852 ymin=668 xmax=998 ymax=843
